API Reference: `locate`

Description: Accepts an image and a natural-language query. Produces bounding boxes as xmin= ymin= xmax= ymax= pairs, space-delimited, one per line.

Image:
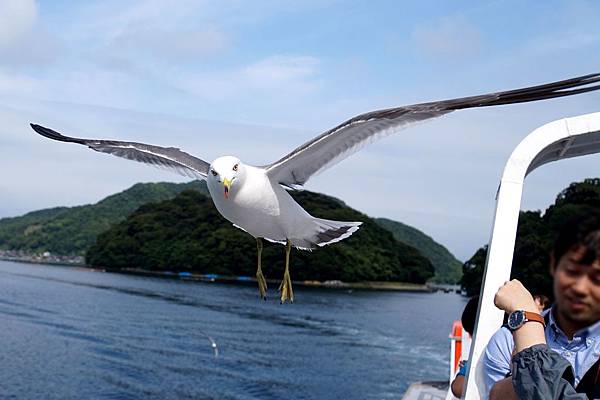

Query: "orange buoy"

xmin=451 ymin=320 xmax=463 ymax=372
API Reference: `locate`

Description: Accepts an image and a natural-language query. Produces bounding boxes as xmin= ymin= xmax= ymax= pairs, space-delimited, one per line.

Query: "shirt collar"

xmin=546 ymin=305 xmax=600 ymax=340
xmin=583 ymin=317 xmax=600 ymax=338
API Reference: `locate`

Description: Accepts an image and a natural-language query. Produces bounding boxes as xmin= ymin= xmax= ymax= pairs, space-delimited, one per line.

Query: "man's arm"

xmin=489 ymin=377 xmax=518 ymax=400
xmin=494 ymin=280 xmax=587 ymax=400
xmin=511 ymin=344 xmax=588 ymax=400
xmin=481 ymin=327 xmax=514 ymax=397
xmin=450 ymin=375 xmax=464 ymax=398
xmin=490 ymin=279 xmax=544 ymax=400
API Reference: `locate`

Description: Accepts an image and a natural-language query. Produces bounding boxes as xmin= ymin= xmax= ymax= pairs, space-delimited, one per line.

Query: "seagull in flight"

xmin=31 ymin=73 xmax=600 ymax=303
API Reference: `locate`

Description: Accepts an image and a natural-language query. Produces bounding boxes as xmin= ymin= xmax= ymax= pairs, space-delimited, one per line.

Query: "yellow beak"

xmin=223 ymin=178 xmax=232 ymax=199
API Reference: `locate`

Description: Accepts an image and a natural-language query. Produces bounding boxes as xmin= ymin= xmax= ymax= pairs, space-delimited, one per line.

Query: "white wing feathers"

xmin=30 ymin=73 xmax=600 ymax=187
xmin=265 ymin=73 xmax=600 ymax=188
xmin=265 ymin=109 xmax=445 ymax=189
xmin=30 ymin=124 xmax=210 ymax=179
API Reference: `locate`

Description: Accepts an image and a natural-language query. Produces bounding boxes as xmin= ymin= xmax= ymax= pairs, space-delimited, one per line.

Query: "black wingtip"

xmin=30 ymin=123 xmax=86 ymax=144
xmin=30 ymin=123 xmax=60 ymax=139
xmin=448 ymin=72 xmax=600 ymax=110
xmin=30 ymin=123 xmax=47 ymax=136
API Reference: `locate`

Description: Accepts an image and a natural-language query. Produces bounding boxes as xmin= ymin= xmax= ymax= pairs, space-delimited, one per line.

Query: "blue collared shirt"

xmin=482 ymin=307 xmax=600 ymax=397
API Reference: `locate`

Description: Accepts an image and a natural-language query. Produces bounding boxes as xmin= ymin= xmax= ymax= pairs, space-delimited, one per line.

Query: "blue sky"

xmin=1 ymin=0 xmax=599 ymax=260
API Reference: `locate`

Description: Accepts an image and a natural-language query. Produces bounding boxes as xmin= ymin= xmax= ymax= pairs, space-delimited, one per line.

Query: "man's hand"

xmin=495 ymin=279 xmax=547 ymax=353
xmin=494 ymin=279 xmax=538 ymax=314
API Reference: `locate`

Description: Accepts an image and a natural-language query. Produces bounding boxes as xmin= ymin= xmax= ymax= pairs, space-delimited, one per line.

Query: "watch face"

xmin=508 ymin=311 xmax=525 ymax=330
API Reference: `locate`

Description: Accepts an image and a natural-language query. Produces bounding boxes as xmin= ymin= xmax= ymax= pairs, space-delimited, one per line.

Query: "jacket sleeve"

xmin=512 ymin=344 xmax=588 ymax=400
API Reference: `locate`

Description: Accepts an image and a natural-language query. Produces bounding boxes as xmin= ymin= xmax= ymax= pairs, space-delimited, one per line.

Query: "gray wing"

xmin=30 ymin=124 xmax=210 ymax=179
xmin=265 ymin=73 xmax=600 ymax=188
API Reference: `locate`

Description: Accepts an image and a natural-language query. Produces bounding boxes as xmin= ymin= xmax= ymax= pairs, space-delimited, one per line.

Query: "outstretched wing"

xmin=30 ymin=124 xmax=210 ymax=179
xmin=265 ymin=73 xmax=600 ymax=189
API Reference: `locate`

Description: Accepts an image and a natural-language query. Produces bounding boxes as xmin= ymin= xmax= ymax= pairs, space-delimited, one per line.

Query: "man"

xmin=451 ymin=296 xmax=478 ymax=397
xmin=483 ymin=212 xmax=600 ymax=399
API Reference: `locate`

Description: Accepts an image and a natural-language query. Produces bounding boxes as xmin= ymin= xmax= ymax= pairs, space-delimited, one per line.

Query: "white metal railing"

xmin=461 ymin=112 xmax=600 ymax=399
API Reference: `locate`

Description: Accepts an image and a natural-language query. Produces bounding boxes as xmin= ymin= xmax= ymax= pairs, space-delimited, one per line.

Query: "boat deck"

xmin=401 ymin=381 xmax=449 ymax=400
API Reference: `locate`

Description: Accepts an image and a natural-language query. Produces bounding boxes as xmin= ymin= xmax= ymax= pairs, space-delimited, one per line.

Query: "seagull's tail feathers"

xmin=293 ymin=218 xmax=361 ymax=250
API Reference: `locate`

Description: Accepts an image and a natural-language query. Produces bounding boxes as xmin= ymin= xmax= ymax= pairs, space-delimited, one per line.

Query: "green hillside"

xmin=0 ymin=180 xmax=454 ymax=284
xmin=0 ymin=181 xmax=208 ymax=255
xmin=375 ymin=218 xmax=462 ymax=283
xmin=87 ymin=189 xmax=435 ymax=283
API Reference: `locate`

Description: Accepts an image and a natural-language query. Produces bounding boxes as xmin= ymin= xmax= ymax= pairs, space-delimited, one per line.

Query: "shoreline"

xmin=114 ymin=267 xmax=434 ymax=292
xmin=0 ymin=256 xmax=435 ymax=292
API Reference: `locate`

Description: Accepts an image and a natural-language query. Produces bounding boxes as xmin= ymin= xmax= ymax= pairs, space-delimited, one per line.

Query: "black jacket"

xmin=512 ymin=344 xmax=599 ymax=399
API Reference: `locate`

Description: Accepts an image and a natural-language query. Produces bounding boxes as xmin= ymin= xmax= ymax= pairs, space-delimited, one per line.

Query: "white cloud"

xmin=0 ymin=70 xmax=37 ymax=93
xmin=0 ymin=0 xmax=37 ymax=49
xmin=412 ymin=15 xmax=482 ymax=58
xmin=243 ymin=55 xmax=319 ymax=88
xmin=44 ymin=1 xmax=227 ymax=72
xmin=522 ymin=31 xmax=600 ymax=55
xmin=110 ymin=27 xmax=229 ymax=63
xmin=72 ymin=0 xmax=214 ymax=49
xmin=0 ymin=67 xmax=145 ymax=111
xmin=0 ymin=29 xmax=60 ymax=67
xmin=175 ymin=55 xmax=321 ymax=101
xmin=0 ymin=1 xmax=61 ymax=67
xmin=0 ymin=2 xmax=322 ymax=123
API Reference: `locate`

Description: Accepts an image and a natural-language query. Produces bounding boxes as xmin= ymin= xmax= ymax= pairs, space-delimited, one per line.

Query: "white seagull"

xmin=31 ymin=73 xmax=600 ymax=303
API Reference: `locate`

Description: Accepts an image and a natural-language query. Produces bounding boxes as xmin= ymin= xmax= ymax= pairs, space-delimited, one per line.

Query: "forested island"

xmin=86 ymin=189 xmax=432 ymax=283
xmin=0 ymin=181 xmax=463 ymax=285
xmin=6 ymin=177 xmax=596 ymax=291
xmin=0 ymin=181 xmax=207 ymax=255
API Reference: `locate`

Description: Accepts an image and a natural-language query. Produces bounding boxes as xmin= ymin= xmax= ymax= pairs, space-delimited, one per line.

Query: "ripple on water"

xmin=0 ymin=261 xmax=466 ymax=399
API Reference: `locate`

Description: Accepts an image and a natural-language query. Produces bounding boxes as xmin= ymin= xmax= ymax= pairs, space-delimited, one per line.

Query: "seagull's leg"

xmin=279 ymin=239 xmax=294 ymax=304
xmin=256 ymin=237 xmax=267 ymax=300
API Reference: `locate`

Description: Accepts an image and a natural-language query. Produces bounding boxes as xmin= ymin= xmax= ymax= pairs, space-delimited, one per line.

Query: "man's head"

xmin=533 ymin=294 xmax=550 ymax=312
xmin=461 ymin=296 xmax=479 ymax=336
xmin=550 ymin=212 xmax=600 ymax=330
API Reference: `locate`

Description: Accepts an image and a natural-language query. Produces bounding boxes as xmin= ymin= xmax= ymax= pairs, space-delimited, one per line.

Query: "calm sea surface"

xmin=0 ymin=260 xmax=466 ymax=400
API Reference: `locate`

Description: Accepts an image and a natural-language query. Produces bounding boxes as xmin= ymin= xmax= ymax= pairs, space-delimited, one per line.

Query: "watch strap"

xmin=523 ymin=311 xmax=546 ymax=328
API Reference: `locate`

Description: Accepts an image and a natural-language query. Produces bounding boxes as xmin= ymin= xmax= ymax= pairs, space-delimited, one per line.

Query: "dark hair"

xmin=461 ymin=296 xmax=479 ymax=336
xmin=552 ymin=211 xmax=600 ymax=265
xmin=533 ymin=294 xmax=550 ymax=310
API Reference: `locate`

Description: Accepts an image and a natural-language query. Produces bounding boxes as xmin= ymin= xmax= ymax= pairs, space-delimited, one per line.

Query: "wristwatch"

xmin=507 ymin=310 xmax=545 ymax=331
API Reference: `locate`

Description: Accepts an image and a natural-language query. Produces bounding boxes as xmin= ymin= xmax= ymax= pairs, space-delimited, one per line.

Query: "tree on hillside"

xmin=88 ymin=190 xmax=435 ymax=283
xmin=461 ymin=178 xmax=600 ymax=298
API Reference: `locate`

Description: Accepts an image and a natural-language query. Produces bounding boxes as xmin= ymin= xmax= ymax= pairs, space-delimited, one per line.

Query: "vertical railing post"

xmin=460 ymin=113 xmax=600 ymax=398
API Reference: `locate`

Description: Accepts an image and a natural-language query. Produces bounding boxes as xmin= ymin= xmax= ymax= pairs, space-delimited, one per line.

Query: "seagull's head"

xmin=208 ymin=156 xmax=245 ymax=200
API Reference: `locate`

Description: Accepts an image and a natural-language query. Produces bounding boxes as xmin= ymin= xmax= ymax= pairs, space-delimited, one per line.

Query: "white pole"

xmin=463 ymin=112 xmax=600 ymax=399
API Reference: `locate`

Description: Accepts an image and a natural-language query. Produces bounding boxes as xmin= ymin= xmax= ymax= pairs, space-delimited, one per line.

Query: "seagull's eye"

xmin=233 ymin=164 xmax=238 ymax=172
xmin=211 ymin=170 xmax=218 ymax=177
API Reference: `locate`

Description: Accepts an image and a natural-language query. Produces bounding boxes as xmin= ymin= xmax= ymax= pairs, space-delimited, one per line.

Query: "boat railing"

xmin=461 ymin=111 xmax=600 ymax=399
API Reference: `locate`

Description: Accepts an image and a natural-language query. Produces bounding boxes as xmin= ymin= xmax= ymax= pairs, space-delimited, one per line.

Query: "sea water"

xmin=0 ymin=260 xmax=466 ymax=399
